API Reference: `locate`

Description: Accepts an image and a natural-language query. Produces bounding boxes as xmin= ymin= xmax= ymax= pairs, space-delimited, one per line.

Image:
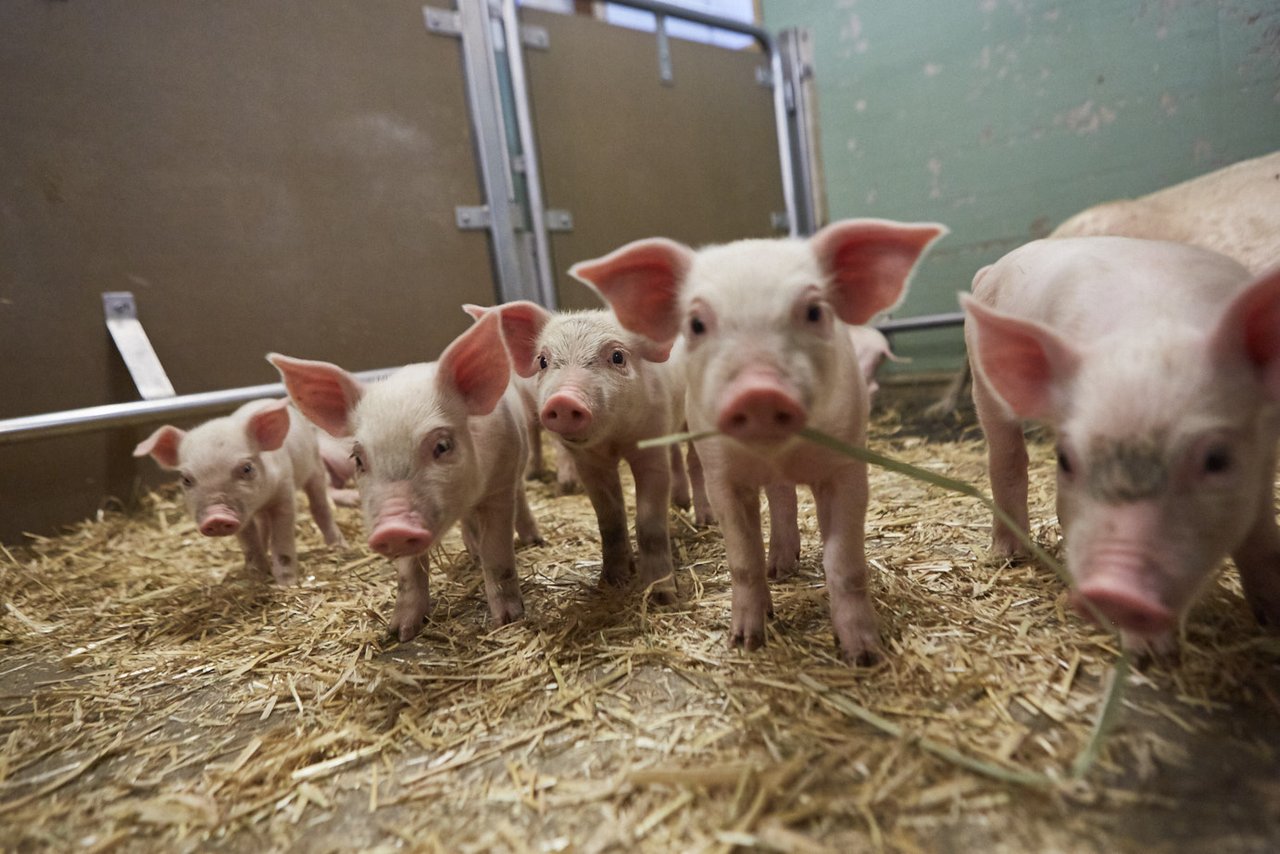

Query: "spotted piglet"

xmin=573 ymin=219 xmax=946 ymax=664
xmin=268 ymin=312 xmax=541 ymax=641
xmin=133 ymin=398 xmax=345 ymax=585
xmin=964 ymin=236 xmax=1280 ymax=656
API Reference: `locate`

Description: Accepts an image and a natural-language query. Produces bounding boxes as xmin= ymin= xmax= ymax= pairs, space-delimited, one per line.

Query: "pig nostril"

xmin=775 ymin=412 xmax=792 ymax=426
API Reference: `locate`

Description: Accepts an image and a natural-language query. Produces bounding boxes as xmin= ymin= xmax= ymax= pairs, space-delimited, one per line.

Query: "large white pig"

xmin=963 ymin=236 xmax=1280 ymax=653
xmin=268 ymin=312 xmax=541 ymax=641
xmin=571 ymin=219 xmax=947 ymax=664
xmin=133 ymin=398 xmax=345 ymax=585
xmin=497 ymin=302 xmax=692 ymax=602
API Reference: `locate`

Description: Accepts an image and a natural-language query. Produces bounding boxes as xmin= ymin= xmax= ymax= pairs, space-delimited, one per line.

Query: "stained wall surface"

xmin=0 ymin=1 xmax=495 ymax=541
xmin=762 ymin=0 xmax=1280 ymax=372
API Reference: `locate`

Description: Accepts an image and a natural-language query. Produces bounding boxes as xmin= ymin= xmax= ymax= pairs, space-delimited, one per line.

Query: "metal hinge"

xmin=424 ymin=6 xmax=548 ymax=49
xmin=103 ymin=292 xmax=176 ymax=400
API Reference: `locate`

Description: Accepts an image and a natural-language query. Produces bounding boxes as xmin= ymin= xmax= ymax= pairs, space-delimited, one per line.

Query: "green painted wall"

xmin=762 ymin=0 xmax=1280 ymax=374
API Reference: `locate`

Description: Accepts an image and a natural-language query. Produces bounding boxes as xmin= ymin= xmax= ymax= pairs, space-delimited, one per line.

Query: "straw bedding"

xmin=2 ymin=393 xmax=1278 ymax=852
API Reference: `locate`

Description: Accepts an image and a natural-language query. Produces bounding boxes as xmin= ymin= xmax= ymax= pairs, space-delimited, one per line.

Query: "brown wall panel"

xmin=522 ymin=9 xmax=787 ymax=311
xmin=0 ymin=1 xmax=497 ymax=541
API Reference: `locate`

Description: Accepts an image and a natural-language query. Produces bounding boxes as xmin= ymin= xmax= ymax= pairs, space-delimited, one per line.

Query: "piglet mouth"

xmin=1071 ymin=565 xmax=1176 ymax=637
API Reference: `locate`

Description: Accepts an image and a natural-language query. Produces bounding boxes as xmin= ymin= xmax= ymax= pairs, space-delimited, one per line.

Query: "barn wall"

xmin=762 ymin=0 xmax=1280 ymax=373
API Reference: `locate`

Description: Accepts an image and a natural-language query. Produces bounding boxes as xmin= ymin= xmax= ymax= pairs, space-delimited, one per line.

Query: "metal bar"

xmin=499 ymin=0 xmax=559 ymax=309
xmin=455 ymin=0 xmax=531 ymax=302
xmin=874 ymin=312 xmax=965 ymax=334
xmin=0 ymin=368 xmax=396 ymax=447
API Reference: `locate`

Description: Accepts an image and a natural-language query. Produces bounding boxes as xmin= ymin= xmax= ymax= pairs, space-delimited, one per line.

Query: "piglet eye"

xmin=1203 ymin=446 xmax=1231 ymax=474
xmin=690 ymin=317 xmax=706 ymax=335
xmin=611 ymin=350 xmax=625 ymax=366
xmin=806 ymin=303 xmax=822 ymax=323
xmin=538 ymin=354 xmax=548 ymax=371
xmin=350 ymin=451 xmax=365 ymax=474
xmin=1056 ymin=446 xmax=1072 ymax=475
xmin=239 ymin=462 xmax=255 ymax=478
xmin=434 ymin=437 xmax=454 ymax=459
xmin=180 ymin=474 xmax=194 ymax=488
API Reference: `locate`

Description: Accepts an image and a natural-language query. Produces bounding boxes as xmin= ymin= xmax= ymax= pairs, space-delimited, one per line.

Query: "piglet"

xmin=268 ymin=312 xmax=541 ymax=641
xmin=573 ymin=219 xmax=947 ymax=664
xmin=963 ymin=236 xmax=1280 ymax=654
xmin=497 ymin=302 xmax=691 ymax=602
xmin=133 ymin=398 xmax=344 ymax=585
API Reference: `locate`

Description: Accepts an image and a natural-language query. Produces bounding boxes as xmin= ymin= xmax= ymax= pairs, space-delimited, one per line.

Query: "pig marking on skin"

xmin=1085 ymin=437 xmax=1170 ymax=502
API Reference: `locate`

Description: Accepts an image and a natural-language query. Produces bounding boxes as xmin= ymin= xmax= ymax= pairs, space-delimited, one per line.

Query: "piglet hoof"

xmin=836 ymin=632 xmax=883 ymax=667
xmin=489 ymin=595 xmax=526 ymax=627
xmin=990 ymin=532 xmax=1031 ymax=563
xmin=1120 ymin=630 xmax=1180 ymax=666
xmin=694 ymin=508 xmax=717 ymax=528
xmin=729 ymin=621 xmax=767 ymax=652
xmin=600 ymin=558 xmax=635 ymax=588
xmin=766 ymin=549 xmax=801 ymax=581
xmin=324 ymin=530 xmax=348 ymax=549
xmin=555 ymin=477 xmax=580 ymax=497
xmin=271 ymin=558 xmax=298 ymax=587
xmin=389 ymin=597 xmax=434 ymax=643
xmin=644 ymin=575 xmax=679 ymax=606
xmin=517 ymin=533 xmax=546 ymax=548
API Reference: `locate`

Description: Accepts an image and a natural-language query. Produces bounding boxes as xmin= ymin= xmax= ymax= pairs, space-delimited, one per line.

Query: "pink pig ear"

xmin=461 ymin=303 xmax=489 ymax=322
xmin=246 ymin=399 xmax=291 ymax=452
xmin=1210 ymin=265 xmax=1280 ymax=398
xmin=133 ymin=425 xmax=185 ymax=469
xmin=497 ymin=301 xmax=553 ymax=379
xmin=810 ymin=219 xmax=947 ymax=325
xmin=267 ymin=353 xmax=363 ymax=438
xmin=570 ymin=238 xmax=695 ymax=345
xmin=437 ymin=310 xmax=510 ymax=416
xmin=961 ymin=294 xmax=1080 ymax=421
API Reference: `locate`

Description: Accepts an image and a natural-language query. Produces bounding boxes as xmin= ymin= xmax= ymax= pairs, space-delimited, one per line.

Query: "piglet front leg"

xmin=814 ymin=464 xmax=882 ymax=666
xmin=629 ymin=445 xmax=677 ymax=603
xmin=711 ymin=480 xmax=772 ymax=651
xmin=574 ymin=453 xmax=635 ymax=588
xmin=471 ymin=496 xmax=526 ymax=626
xmin=766 ymin=484 xmax=801 ymax=580
xmin=390 ymin=555 xmax=433 ymax=642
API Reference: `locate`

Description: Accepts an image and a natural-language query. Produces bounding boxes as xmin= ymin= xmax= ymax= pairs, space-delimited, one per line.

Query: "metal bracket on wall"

xmin=455 ymin=205 xmax=492 ymax=230
xmin=544 ymin=209 xmax=573 ymax=232
xmin=656 ymin=15 xmax=673 ymax=85
xmin=755 ymin=65 xmax=773 ymax=88
xmin=102 ymin=292 xmax=176 ymax=400
xmin=423 ymin=5 xmax=548 ymax=50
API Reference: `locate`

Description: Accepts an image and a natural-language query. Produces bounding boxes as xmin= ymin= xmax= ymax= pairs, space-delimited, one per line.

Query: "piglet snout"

xmin=368 ymin=521 xmax=435 ymax=558
xmin=1074 ymin=570 xmax=1175 ymax=636
xmin=717 ymin=368 xmax=806 ymax=443
xmin=541 ymin=391 xmax=593 ymax=440
xmin=198 ymin=506 xmax=242 ymax=537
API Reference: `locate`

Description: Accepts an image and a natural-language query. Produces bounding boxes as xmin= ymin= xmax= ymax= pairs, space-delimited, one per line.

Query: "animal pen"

xmin=2 ymin=1 xmax=1279 ymax=852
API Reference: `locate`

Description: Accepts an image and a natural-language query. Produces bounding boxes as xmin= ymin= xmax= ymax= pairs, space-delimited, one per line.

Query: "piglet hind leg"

xmin=514 ymin=483 xmax=544 ymax=547
xmin=629 ymin=445 xmax=678 ymax=604
xmin=390 ymin=555 xmax=433 ymax=642
xmin=765 ymin=484 xmax=801 ymax=580
xmin=471 ymin=500 xmax=527 ymax=626
xmin=972 ymin=377 xmax=1033 ymax=560
xmin=713 ymin=482 xmax=773 ymax=651
xmin=814 ymin=464 xmax=883 ymax=666
xmin=303 ymin=470 xmax=346 ymax=548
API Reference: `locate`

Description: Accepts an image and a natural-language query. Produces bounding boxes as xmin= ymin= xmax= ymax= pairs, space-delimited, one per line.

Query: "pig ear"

xmin=246 ymin=399 xmax=291 ymax=452
xmin=631 ymin=334 xmax=673 ymax=364
xmin=461 ymin=303 xmax=489 ymax=322
xmin=497 ymin=301 xmax=553 ymax=379
xmin=437 ymin=310 xmax=510 ymax=416
xmin=267 ymin=352 xmax=363 ymax=438
xmin=1210 ymin=266 xmax=1280 ymax=398
xmin=961 ymin=294 xmax=1080 ymax=421
xmin=570 ymin=238 xmax=694 ymax=345
xmin=133 ymin=425 xmax=185 ymax=469
xmin=811 ymin=219 xmax=948 ymax=325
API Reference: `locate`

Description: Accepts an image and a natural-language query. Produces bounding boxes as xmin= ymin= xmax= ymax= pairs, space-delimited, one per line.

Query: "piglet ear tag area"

xmin=133 ymin=425 xmax=185 ymax=469
xmin=247 ymin=399 xmax=292 ymax=452
xmin=812 ymin=219 xmax=948 ymax=325
xmin=267 ymin=352 xmax=363 ymax=439
xmin=1213 ymin=265 xmax=1280 ymax=399
xmin=570 ymin=238 xmax=694 ymax=345
xmin=438 ymin=310 xmax=510 ymax=417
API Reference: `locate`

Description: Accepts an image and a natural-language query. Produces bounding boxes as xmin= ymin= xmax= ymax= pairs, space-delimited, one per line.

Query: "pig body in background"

xmin=964 ymin=236 xmax=1280 ymax=652
xmin=1049 ymin=150 xmax=1280 ymax=275
xmin=574 ymin=219 xmax=947 ymax=664
xmin=462 ymin=304 xmax=580 ymax=494
xmin=133 ymin=399 xmax=344 ymax=585
xmin=316 ymin=431 xmax=360 ymax=508
xmin=847 ymin=325 xmax=904 ymax=398
xmin=269 ymin=312 xmax=541 ymax=641
xmin=498 ymin=302 xmax=693 ymax=602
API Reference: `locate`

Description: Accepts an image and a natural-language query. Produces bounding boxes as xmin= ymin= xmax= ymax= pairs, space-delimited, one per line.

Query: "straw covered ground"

xmin=2 ymin=389 xmax=1279 ymax=852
